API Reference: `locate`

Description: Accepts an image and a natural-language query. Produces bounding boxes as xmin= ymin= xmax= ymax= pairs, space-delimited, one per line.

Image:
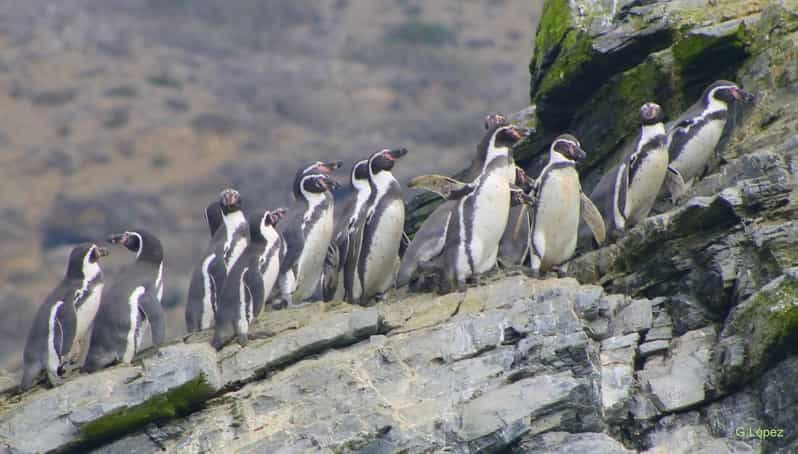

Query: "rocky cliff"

xmin=2 ymin=0 xmax=798 ymax=452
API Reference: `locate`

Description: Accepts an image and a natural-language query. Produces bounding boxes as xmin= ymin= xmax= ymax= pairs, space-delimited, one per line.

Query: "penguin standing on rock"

xmin=404 ymin=124 xmax=529 ymax=292
xmin=83 ymin=229 xmax=166 ymax=372
xmin=583 ymin=102 xmax=668 ymax=244
xmin=213 ymin=208 xmax=286 ymax=349
xmin=277 ymin=171 xmax=337 ymax=306
xmin=528 ymin=134 xmax=605 ymax=277
xmin=345 ymin=148 xmax=408 ymax=304
xmin=20 ymin=243 xmax=108 ymax=390
xmin=397 ymin=116 xmax=524 ymax=289
xmin=185 ymin=189 xmax=248 ymax=333
xmin=666 ymin=80 xmax=754 ymax=201
xmin=319 ymin=159 xmax=371 ymax=301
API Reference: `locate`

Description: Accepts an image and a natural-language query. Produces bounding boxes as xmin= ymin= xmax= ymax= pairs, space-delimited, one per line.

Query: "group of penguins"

xmin=19 ymin=80 xmax=753 ymax=391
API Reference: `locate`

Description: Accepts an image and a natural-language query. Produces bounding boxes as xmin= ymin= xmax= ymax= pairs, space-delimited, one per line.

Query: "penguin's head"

xmin=551 ymin=134 xmax=586 ymax=162
xmin=300 ymin=173 xmax=333 ymax=195
xmin=705 ymin=80 xmax=754 ymax=106
xmin=264 ymin=207 xmax=287 ymax=227
xmin=640 ymin=102 xmax=664 ymax=125
xmin=107 ymin=229 xmax=163 ymax=263
xmin=483 ymin=113 xmax=508 ymax=131
xmin=492 ymin=125 xmax=530 ymax=151
xmin=293 ymin=161 xmax=342 ymax=199
xmin=369 ymin=148 xmax=408 ymax=174
xmin=66 ymin=243 xmax=108 ymax=279
xmin=219 ymin=188 xmax=242 ymax=215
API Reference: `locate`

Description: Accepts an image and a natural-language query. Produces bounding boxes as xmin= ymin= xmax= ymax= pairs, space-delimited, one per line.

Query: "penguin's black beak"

xmin=573 ymin=146 xmax=587 ymax=161
xmin=107 ymin=233 xmax=127 ymax=244
xmin=509 ymin=126 xmax=533 ymax=143
xmin=272 ymin=207 xmax=287 ymax=224
xmin=96 ymin=246 xmax=110 ymax=257
xmin=387 ymin=148 xmax=408 ymax=160
xmin=320 ymin=161 xmax=343 ymax=173
xmin=733 ymin=87 xmax=754 ymax=103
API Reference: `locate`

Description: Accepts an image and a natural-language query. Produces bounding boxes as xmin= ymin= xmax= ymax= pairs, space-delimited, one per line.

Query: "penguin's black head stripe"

xmin=301 ymin=174 xmax=332 ymax=193
xmin=352 ymin=160 xmax=369 ymax=182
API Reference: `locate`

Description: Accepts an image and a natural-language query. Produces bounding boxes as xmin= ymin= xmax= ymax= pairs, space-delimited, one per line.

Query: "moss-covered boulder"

xmin=712 ymin=269 xmax=798 ymax=392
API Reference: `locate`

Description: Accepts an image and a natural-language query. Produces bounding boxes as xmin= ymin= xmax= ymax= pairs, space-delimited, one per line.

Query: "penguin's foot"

xmin=237 ymin=333 xmax=249 ymax=347
xmin=271 ymin=298 xmax=288 ymax=311
xmin=554 ymin=263 xmax=570 ymax=278
xmin=46 ymin=370 xmax=63 ymax=388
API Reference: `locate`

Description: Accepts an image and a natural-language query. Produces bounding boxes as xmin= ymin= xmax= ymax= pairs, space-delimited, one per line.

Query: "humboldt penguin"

xmin=212 ymin=208 xmax=286 ymax=349
xmin=20 ymin=243 xmax=108 ymax=390
xmin=318 ymin=159 xmax=371 ymax=301
xmin=83 ymin=229 xmax=166 ymax=372
xmin=185 ymin=189 xmax=248 ymax=333
xmin=498 ymin=166 xmax=536 ymax=267
xmin=345 ymin=148 xmax=407 ymax=304
xmin=666 ymin=80 xmax=753 ymax=201
xmin=396 ymin=114 xmax=520 ymax=289
xmin=584 ymin=102 xmax=668 ymax=243
xmin=528 ymin=135 xmax=606 ymax=277
xmin=277 ymin=172 xmax=337 ymax=306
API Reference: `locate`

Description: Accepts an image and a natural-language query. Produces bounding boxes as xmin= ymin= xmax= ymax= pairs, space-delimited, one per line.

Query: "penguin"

xmin=345 ymin=148 xmax=408 ymax=304
xmin=319 ymin=159 xmax=371 ymax=301
xmin=498 ymin=166 xmax=536 ymax=267
xmin=402 ymin=124 xmax=528 ymax=292
xmin=583 ymin=102 xmax=669 ymax=243
xmin=528 ymin=134 xmax=606 ymax=277
xmin=82 ymin=229 xmax=166 ymax=372
xmin=396 ymin=115 xmax=524 ymax=289
xmin=212 ymin=208 xmax=286 ymax=349
xmin=185 ymin=189 xmax=248 ymax=333
xmin=20 ymin=243 xmax=108 ymax=390
xmin=277 ymin=172 xmax=337 ymax=306
xmin=666 ymin=80 xmax=753 ymax=201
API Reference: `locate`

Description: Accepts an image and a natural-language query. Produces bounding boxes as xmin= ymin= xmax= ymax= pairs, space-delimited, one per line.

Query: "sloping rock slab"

xmin=0 ymin=343 xmax=221 ymax=453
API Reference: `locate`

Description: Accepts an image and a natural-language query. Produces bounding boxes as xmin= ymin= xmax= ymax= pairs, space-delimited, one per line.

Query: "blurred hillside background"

xmin=0 ymin=0 xmax=542 ymax=370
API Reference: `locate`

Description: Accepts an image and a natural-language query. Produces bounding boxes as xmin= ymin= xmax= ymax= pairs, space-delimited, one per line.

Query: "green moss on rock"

xmin=534 ymin=0 xmax=573 ymax=64
xmin=536 ymin=29 xmax=594 ymax=99
xmin=76 ymin=374 xmax=215 ymax=450
xmin=672 ymin=23 xmax=750 ymax=99
xmin=732 ymin=275 xmax=798 ymax=362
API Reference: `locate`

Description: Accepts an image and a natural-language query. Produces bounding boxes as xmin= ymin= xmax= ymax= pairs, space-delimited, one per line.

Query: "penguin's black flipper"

xmin=344 ymin=212 xmax=368 ymax=303
xmin=139 ymin=291 xmax=166 ymax=347
xmin=399 ymin=231 xmax=410 ymax=259
xmin=278 ymin=214 xmax=305 ymax=274
xmin=580 ymin=191 xmax=607 ymax=247
xmin=243 ymin=266 xmax=266 ymax=319
xmin=58 ymin=300 xmax=77 ymax=363
xmin=665 ymin=166 xmax=688 ymax=203
xmin=208 ymin=255 xmax=227 ymax=314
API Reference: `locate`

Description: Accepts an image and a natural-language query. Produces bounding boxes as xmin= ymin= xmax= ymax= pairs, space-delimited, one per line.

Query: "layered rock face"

xmin=2 ymin=0 xmax=798 ymax=452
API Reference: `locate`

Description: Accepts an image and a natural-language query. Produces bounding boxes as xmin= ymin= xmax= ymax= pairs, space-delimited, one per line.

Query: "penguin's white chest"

xmin=260 ymin=247 xmax=281 ymax=298
xmin=534 ymin=167 xmax=580 ymax=268
xmin=123 ymin=287 xmax=145 ymax=363
xmin=672 ymin=119 xmax=725 ymax=182
xmin=625 ymin=146 xmax=669 ymax=225
xmin=363 ymin=199 xmax=405 ymax=297
xmin=294 ymin=208 xmax=334 ymax=301
xmin=74 ymin=283 xmax=103 ymax=342
xmin=469 ymin=166 xmax=512 ymax=273
xmin=226 ymin=238 xmax=248 ymax=273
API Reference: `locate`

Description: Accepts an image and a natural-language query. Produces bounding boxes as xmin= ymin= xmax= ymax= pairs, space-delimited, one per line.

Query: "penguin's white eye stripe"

xmin=710 ymin=85 xmax=737 ymax=96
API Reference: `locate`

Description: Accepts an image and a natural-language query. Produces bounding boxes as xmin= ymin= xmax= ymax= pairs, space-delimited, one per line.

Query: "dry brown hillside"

xmin=0 ymin=0 xmax=542 ymax=369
